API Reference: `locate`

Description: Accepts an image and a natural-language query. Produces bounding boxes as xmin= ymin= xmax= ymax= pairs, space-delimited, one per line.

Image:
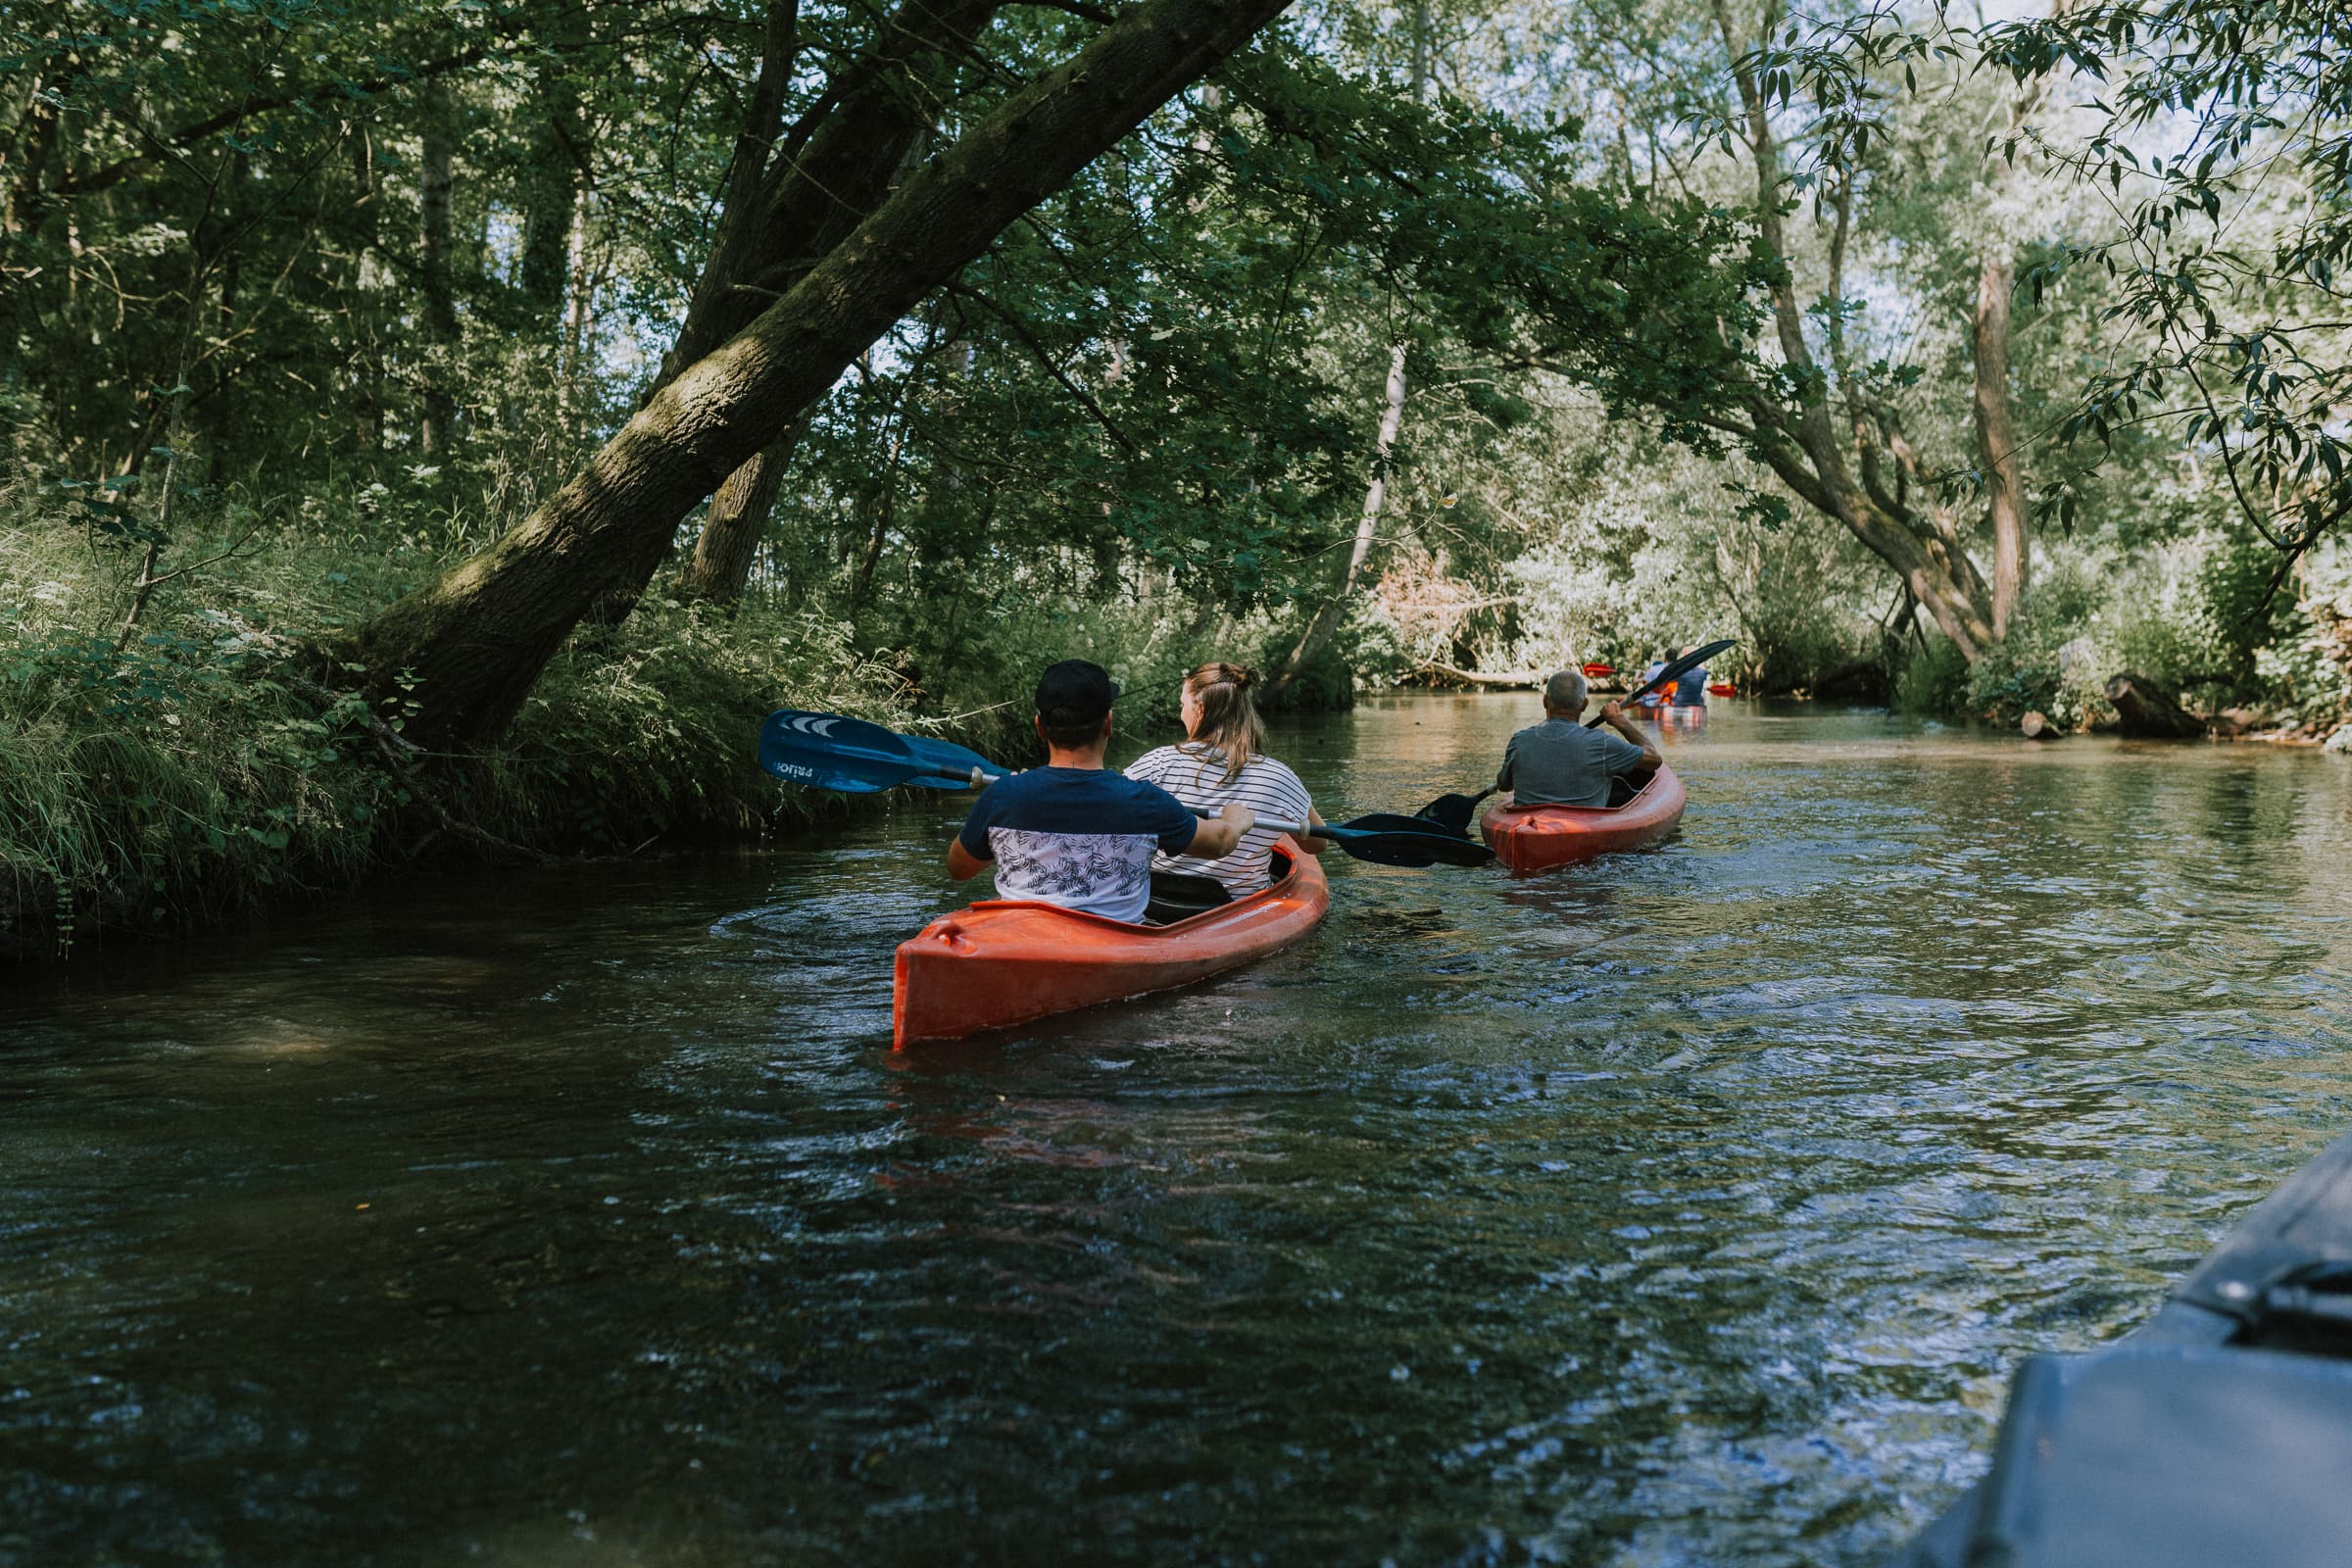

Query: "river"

xmin=5 ymin=694 xmax=2350 ymax=1566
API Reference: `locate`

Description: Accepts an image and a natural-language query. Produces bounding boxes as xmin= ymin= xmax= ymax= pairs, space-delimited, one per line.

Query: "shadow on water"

xmin=3 ymin=694 xmax=2350 ymax=1565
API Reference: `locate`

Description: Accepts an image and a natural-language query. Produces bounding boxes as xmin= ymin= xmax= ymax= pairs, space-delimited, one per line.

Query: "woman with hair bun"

xmin=1125 ymin=662 xmax=1328 ymax=899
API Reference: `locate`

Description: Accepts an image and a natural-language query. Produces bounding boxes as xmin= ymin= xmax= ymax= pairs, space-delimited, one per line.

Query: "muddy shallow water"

xmin=5 ymin=695 xmax=2349 ymax=1565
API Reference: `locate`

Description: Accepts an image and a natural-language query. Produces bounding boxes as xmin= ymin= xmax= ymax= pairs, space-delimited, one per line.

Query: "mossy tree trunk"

xmin=357 ymin=0 xmax=1298 ymax=747
xmin=682 ymin=425 xmax=803 ymax=605
xmin=634 ymin=0 xmax=986 ymax=618
xmin=1697 ymin=0 xmax=2001 ymax=663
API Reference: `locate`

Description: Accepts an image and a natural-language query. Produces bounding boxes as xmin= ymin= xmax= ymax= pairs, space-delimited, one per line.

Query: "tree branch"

xmin=63 ymin=44 xmax=496 ymax=199
xmin=944 ymin=279 xmax=1140 ymax=455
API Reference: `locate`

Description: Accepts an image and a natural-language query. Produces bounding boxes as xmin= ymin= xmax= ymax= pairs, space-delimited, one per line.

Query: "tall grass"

xmin=0 ymin=481 xmax=910 ymax=953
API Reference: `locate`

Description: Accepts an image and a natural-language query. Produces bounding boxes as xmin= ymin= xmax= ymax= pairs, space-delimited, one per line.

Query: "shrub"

xmin=1893 ymin=633 xmax=1971 ymax=714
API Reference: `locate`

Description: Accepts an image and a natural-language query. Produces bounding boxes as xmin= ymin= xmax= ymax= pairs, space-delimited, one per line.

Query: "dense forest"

xmin=5 ymin=0 xmax=2349 ymax=944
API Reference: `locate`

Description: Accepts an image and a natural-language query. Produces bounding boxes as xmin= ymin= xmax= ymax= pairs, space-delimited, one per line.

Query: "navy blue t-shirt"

xmin=956 ymin=766 xmax=1200 ymax=921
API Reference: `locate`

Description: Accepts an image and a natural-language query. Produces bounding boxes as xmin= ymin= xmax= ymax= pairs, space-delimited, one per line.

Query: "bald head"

xmin=1543 ymin=669 xmax=1588 ymax=714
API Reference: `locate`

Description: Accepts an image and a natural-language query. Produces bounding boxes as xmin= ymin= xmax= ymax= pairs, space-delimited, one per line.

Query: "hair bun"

xmin=1235 ymin=665 xmax=1258 ymax=688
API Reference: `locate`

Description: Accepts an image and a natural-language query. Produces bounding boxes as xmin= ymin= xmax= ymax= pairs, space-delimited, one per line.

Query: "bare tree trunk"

xmin=345 ymin=126 xmax=386 ymax=452
xmin=1973 ymin=252 xmax=2028 ymax=639
xmin=1271 ymin=340 xmax=1406 ymax=694
xmin=204 ymin=150 xmax=250 ymax=483
xmin=417 ymin=84 xmax=458 ymax=455
xmin=682 ymin=425 xmax=802 ymax=604
xmin=355 ymin=0 xmax=1297 ymax=748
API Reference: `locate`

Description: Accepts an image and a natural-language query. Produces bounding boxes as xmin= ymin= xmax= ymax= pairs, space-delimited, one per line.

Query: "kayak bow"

xmin=893 ymin=840 xmax=1330 ymax=1047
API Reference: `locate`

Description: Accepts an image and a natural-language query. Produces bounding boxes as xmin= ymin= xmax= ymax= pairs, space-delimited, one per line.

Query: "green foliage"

xmin=0 ymin=482 xmax=905 ymax=950
xmin=9 ymin=0 xmax=2352 ymax=953
xmin=1893 ymin=635 xmax=1970 ymax=715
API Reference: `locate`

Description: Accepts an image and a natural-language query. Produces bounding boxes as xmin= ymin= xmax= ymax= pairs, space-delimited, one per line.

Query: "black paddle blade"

xmin=1344 ymin=810 xmax=1470 ymax=839
xmin=1411 ymin=789 xmax=1494 ymax=837
xmin=1339 ymin=830 xmax=1494 ymax=868
xmin=1590 ymin=637 xmax=1737 ymax=725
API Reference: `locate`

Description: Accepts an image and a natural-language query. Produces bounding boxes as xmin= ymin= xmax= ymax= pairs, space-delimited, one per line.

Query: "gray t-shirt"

xmin=1496 ymin=718 xmax=1648 ymax=808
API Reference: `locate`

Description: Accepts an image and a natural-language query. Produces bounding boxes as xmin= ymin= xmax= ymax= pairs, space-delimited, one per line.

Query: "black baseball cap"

xmin=1035 ymin=659 xmax=1121 ymax=728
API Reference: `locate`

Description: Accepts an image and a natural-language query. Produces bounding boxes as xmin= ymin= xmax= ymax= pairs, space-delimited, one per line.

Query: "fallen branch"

xmin=1419 ymin=660 xmax=1542 ymax=689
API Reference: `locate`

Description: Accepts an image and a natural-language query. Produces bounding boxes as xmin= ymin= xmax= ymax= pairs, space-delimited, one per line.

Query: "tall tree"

xmin=1268 ymin=0 xmax=1430 ymax=697
xmin=355 ymin=0 xmax=1299 ymax=747
xmin=669 ymin=0 xmax=995 ymax=607
xmin=417 ymin=80 xmax=461 ymax=457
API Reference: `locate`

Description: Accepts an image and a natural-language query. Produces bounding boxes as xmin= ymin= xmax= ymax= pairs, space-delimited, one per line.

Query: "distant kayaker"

xmin=1672 ymin=646 xmax=1710 ymax=707
xmin=1125 ymin=662 xmax=1330 ymax=900
xmin=946 ymin=660 xmax=1255 ymax=922
xmin=1635 ymin=653 xmax=1671 ymax=709
xmin=1486 ymin=669 xmax=1661 ymax=813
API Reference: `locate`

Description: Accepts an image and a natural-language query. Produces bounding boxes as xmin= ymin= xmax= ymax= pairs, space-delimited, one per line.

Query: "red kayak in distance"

xmin=1707 ymin=682 xmax=1735 ymax=697
xmin=893 ymin=839 xmax=1330 ymax=1047
xmin=1480 ymin=765 xmax=1687 ymax=877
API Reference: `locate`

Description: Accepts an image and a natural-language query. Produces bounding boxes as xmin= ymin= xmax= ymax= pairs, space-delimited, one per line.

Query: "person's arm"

xmin=947 ymin=792 xmax=997 ymax=879
xmin=1596 ymin=702 xmax=1662 ymax=769
xmin=1184 ymin=801 xmax=1255 ymax=858
xmin=1495 ymin=735 xmax=1519 ymax=791
xmin=1295 ymin=805 xmax=1330 ymax=856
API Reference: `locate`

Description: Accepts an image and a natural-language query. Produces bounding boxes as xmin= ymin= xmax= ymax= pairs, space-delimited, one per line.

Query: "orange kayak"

xmin=1481 ymin=765 xmax=1687 ymax=876
xmin=893 ymin=839 xmax=1330 ymax=1047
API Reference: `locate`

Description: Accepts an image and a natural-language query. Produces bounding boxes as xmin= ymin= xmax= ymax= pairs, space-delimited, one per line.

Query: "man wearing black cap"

xmin=945 ymin=660 xmax=1255 ymax=922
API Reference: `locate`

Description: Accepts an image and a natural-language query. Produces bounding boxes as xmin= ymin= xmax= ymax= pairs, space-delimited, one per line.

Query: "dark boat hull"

xmin=1891 ymin=1130 xmax=2352 ymax=1567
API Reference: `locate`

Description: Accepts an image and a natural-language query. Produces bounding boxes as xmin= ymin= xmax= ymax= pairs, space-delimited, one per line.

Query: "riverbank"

xmin=1 ymin=558 xmax=918 ymax=954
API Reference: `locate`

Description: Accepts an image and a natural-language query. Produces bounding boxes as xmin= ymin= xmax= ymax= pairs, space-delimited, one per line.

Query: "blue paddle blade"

xmin=759 ymin=710 xmax=923 ymax=794
xmin=904 ymin=734 xmax=1003 ymax=787
xmin=1412 ymin=791 xmax=1493 ymax=836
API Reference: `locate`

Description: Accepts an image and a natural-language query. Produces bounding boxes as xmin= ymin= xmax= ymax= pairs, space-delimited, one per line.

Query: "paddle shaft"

xmin=949 ymin=761 xmax=1322 ymax=841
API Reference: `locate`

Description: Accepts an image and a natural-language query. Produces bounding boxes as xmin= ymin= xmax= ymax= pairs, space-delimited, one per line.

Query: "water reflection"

xmin=2 ymin=696 xmax=2348 ymax=1565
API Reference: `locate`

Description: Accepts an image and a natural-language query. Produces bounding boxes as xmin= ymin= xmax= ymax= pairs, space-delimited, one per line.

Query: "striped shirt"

xmin=1124 ymin=744 xmax=1314 ymax=898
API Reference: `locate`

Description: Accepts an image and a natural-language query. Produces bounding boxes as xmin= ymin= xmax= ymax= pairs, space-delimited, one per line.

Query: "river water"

xmin=5 ymin=695 xmax=2350 ymax=1566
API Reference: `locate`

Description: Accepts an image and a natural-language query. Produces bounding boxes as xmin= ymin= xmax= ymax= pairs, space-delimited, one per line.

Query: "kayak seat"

xmin=1605 ymin=769 xmax=1652 ymax=808
xmin=1143 ymin=870 xmax=1232 ymax=926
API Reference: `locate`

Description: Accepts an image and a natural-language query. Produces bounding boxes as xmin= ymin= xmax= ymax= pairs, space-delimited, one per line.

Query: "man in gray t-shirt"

xmin=1492 ymin=669 xmax=1662 ymax=809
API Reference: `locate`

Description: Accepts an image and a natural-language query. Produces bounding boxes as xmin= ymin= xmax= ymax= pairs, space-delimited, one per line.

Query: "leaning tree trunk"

xmin=1270 ymin=340 xmax=1407 ymax=696
xmin=356 ymin=0 xmax=1298 ymax=748
xmin=1709 ymin=0 xmax=2004 ymax=663
xmin=1266 ymin=1 xmax=1427 ymax=700
xmin=2104 ymin=672 xmax=2208 ymax=738
xmin=648 ymin=0 xmax=989 ymax=615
